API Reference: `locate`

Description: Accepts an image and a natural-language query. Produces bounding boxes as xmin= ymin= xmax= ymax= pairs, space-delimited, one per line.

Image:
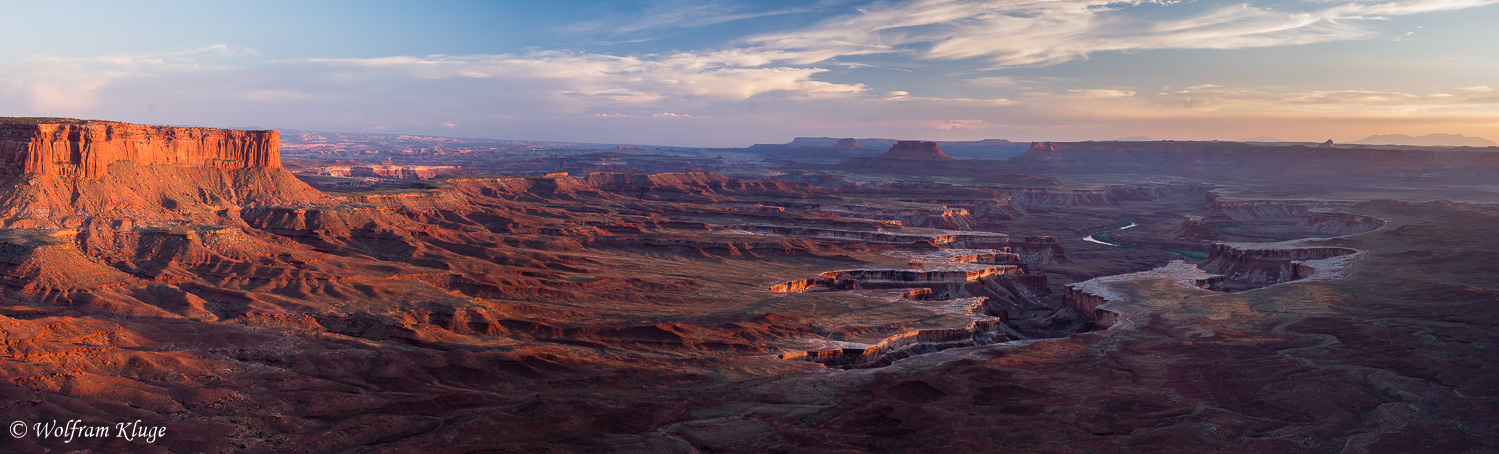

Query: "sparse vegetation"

xmin=0 ymin=116 xmax=93 ymax=124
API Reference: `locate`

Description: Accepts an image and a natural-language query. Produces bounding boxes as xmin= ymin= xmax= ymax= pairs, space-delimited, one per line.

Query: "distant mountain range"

xmin=1351 ymin=133 xmax=1497 ymax=147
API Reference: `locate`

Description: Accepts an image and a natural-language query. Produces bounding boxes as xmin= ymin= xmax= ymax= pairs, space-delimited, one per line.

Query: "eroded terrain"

xmin=0 ymin=121 xmax=1495 ymax=452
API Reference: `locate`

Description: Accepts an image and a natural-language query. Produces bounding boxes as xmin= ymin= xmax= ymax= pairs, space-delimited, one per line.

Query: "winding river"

xmin=1082 ymin=220 xmax=1137 ymax=247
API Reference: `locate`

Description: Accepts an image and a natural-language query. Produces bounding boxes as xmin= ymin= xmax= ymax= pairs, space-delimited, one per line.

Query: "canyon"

xmin=1 ymin=119 xmax=1495 ymax=452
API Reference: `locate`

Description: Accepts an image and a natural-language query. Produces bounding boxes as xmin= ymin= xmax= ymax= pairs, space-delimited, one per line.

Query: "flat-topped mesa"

xmin=1169 ymin=215 xmax=1219 ymax=241
xmin=1012 ymin=141 xmax=1069 ymax=161
xmin=0 ymin=118 xmax=280 ymax=179
xmin=831 ymin=138 xmax=866 ymax=150
xmin=873 ymin=141 xmax=953 ymax=161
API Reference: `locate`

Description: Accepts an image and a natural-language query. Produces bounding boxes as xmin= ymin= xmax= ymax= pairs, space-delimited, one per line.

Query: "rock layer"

xmin=871 ymin=141 xmax=954 ymax=161
xmin=777 ymin=318 xmax=1011 ymax=368
xmin=1200 ymin=242 xmax=1361 ymax=285
xmin=1169 ymin=215 xmax=1218 ymax=241
xmin=1063 ymin=260 xmax=1226 ymax=329
xmin=1297 ymin=210 xmax=1386 ymax=236
xmin=0 ymin=118 xmax=279 ymax=179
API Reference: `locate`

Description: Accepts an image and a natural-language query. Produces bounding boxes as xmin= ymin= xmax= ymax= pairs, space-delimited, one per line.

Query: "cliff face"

xmin=872 ymin=141 xmax=953 ymax=161
xmin=0 ymin=120 xmax=280 ymax=179
xmin=1200 ymin=243 xmax=1360 ymax=284
xmin=1207 ymin=194 xmax=1358 ymax=220
xmin=831 ymin=138 xmax=866 ymax=150
xmin=1297 ymin=211 xmax=1386 ymax=236
xmin=1011 ymin=235 xmax=1069 ymax=264
xmin=580 ymin=171 xmax=819 ymax=201
xmin=1063 ymin=260 xmax=1225 ymax=329
xmin=777 ymin=318 xmax=1011 ymax=368
xmin=1169 ymin=215 xmax=1219 ymax=241
xmin=1012 ymin=141 xmax=1068 ymax=161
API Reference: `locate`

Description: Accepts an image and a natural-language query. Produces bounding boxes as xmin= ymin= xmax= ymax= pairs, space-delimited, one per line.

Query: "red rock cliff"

xmin=0 ymin=119 xmax=280 ymax=179
xmin=832 ymin=138 xmax=866 ymax=150
xmin=873 ymin=141 xmax=953 ymax=161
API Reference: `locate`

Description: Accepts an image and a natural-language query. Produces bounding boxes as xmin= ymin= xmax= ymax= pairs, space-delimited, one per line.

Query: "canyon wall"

xmin=1207 ymin=195 xmax=1359 ymax=220
xmin=0 ymin=119 xmax=280 ymax=179
xmin=819 ymin=266 xmax=1023 ymax=285
xmin=1063 ymin=261 xmax=1226 ymax=329
xmin=297 ymin=164 xmax=461 ymax=180
xmin=1168 ymin=215 xmax=1219 ymax=241
xmin=1296 ymin=211 xmax=1386 ymax=236
xmin=891 ymin=196 xmax=1027 ymax=223
xmin=1061 ymin=286 xmax=1118 ymax=329
xmin=1200 ymin=243 xmax=1360 ymax=284
xmin=1011 ymin=236 xmax=1069 ymax=264
xmin=777 ymin=318 xmax=1011 ymax=368
xmin=581 ymin=171 xmax=820 ymax=201
xmin=770 ymin=266 xmax=1025 ymax=293
xmin=947 ymin=251 xmax=1025 ymax=266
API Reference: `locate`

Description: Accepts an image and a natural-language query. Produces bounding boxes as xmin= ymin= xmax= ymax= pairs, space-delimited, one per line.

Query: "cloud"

xmin=564 ymin=1 xmax=824 ymax=36
xmin=931 ymin=118 xmax=1009 ymax=131
xmin=743 ymin=0 xmax=1499 ymax=67
xmin=1065 ymin=89 xmax=1137 ymax=99
xmin=588 ymin=112 xmax=698 ymax=119
xmin=309 ymin=50 xmax=868 ymax=108
xmin=0 ymin=45 xmax=250 ymax=114
xmin=1 ymin=1 xmax=1494 ymax=146
xmin=1142 ymin=85 xmax=1499 ymax=114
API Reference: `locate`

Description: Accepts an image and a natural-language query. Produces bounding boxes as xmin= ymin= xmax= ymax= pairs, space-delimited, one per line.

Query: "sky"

xmin=1 ymin=0 xmax=1497 ymax=147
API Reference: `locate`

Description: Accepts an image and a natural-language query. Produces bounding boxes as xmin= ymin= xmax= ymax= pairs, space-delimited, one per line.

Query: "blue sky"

xmin=1 ymin=0 xmax=1496 ymax=146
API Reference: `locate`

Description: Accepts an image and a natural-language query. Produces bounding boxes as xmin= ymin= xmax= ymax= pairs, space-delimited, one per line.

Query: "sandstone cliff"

xmin=0 ymin=119 xmax=327 ymax=229
xmin=832 ymin=138 xmax=866 ymax=150
xmin=777 ymin=318 xmax=1011 ymax=368
xmin=1168 ymin=215 xmax=1219 ymax=241
xmin=1012 ymin=141 xmax=1069 ymax=161
xmin=1200 ymin=242 xmax=1361 ymax=285
xmin=1297 ymin=210 xmax=1386 ymax=236
xmin=999 ymin=182 xmax=1209 ymax=206
xmin=872 ymin=141 xmax=953 ymax=161
xmin=1063 ymin=261 xmax=1225 ymax=329
xmin=0 ymin=118 xmax=280 ymax=179
xmin=838 ymin=141 xmax=959 ymax=171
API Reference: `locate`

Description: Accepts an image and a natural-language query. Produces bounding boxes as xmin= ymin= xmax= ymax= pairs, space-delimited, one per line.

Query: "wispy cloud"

xmin=308 ymin=51 xmax=869 ymax=108
xmin=1 ymin=1 xmax=1495 ymax=146
xmin=0 ymin=45 xmax=250 ymax=113
xmin=743 ymin=0 xmax=1499 ymax=67
xmin=562 ymin=0 xmax=832 ymax=37
xmin=1145 ymin=84 xmax=1499 ymax=114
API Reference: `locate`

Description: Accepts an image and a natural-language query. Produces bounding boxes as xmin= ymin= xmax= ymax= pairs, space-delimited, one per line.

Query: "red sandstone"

xmin=0 ymin=119 xmax=279 ymax=178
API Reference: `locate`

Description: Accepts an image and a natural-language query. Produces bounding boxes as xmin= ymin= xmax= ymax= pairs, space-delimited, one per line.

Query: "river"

xmin=1082 ymin=221 xmax=1137 ymax=247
